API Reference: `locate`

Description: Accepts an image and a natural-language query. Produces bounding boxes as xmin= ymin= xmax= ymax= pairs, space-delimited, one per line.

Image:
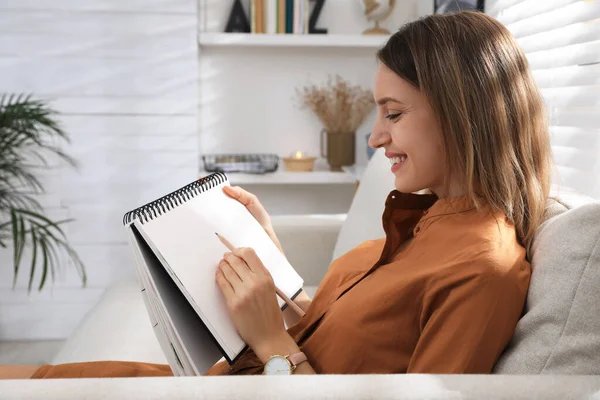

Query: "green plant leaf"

xmin=1 ymin=93 xmax=85 ymax=291
xmin=17 ymin=209 xmax=70 ymax=239
xmin=29 ymin=228 xmax=38 ymax=293
xmin=10 ymin=208 xmax=26 ymax=287
xmin=0 ymin=192 xmax=41 ymax=213
xmin=38 ymin=237 xmax=50 ymax=292
xmin=40 ymin=235 xmax=59 ymax=288
xmin=10 ymin=208 xmax=17 ymax=268
xmin=56 ymin=238 xmax=87 ymax=287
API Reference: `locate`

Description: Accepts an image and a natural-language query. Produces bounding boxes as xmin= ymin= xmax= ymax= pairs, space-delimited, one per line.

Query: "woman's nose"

xmin=368 ymin=123 xmax=390 ymax=149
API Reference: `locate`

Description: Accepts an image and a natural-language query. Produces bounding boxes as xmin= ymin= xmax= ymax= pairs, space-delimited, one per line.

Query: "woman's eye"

xmin=386 ymin=113 xmax=402 ymax=120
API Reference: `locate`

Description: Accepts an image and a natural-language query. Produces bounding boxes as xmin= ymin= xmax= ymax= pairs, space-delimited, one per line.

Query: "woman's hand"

xmin=216 ymin=247 xmax=289 ymax=358
xmin=222 ymin=186 xmax=285 ymax=254
xmin=223 ymin=186 xmax=272 ymax=231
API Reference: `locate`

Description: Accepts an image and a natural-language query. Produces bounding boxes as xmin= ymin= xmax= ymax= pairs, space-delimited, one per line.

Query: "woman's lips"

xmin=387 ymin=153 xmax=407 ymax=173
xmin=390 ymin=155 xmax=406 ymax=173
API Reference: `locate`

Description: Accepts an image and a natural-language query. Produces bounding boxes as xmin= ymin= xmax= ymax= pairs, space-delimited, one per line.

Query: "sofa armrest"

xmin=3 ymin=374 xmax=600 ymax=399
xmin=271 ymin=214 xmax=345 ymax=287
xmin=52 ymin=279 xmax=167 ymax=365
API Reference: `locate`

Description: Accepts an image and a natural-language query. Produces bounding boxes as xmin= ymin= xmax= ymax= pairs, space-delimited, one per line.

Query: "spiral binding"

xmin=122 ymin=172 xmax=228 ymax=226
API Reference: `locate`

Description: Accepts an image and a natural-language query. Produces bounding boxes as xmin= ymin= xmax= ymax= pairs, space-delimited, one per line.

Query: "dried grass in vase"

xmin=296 ymin=75 xmax=375 ymax=134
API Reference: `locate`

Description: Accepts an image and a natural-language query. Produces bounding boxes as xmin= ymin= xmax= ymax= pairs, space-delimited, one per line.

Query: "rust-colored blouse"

xmin=32 ymin=191 xmax=530 ymax=379
xmin=205 ymin=191 xmax=531 ymax=375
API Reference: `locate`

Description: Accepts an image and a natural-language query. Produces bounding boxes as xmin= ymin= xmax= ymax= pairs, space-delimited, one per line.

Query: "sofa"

xmin=2 ymin=148 xmax=599 ymax=399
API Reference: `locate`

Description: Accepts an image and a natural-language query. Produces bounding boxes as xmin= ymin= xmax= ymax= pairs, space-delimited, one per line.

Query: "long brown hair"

xmin=377 ymin=11 xmax=553 ymax=254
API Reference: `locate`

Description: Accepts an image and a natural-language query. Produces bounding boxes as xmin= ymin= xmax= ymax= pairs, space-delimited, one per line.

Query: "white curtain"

xmin=487 ymin=0 xmax=600 ymax=199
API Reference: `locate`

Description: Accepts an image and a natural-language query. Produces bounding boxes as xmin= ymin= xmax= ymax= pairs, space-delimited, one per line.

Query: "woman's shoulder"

xmin=428 ymin=209 xmax=530 ymax=284
xmin=330 ymin=238 xmax=386 ymax=272
xmin=327 ymin=239 xmax=385 ymax=276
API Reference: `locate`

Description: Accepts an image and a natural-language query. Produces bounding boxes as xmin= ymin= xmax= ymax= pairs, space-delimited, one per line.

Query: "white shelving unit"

xmin=195 ymin=1 xmax=408 ymax=214
xmin=200 ymin=169 xmax=359 ymax=185
xmin=198 ymin=33 xmax=389 ymax=48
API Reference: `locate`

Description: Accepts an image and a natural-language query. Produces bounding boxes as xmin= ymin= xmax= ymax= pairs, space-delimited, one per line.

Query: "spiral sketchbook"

xmin=122 ymin=172 xmax=304 ymax=376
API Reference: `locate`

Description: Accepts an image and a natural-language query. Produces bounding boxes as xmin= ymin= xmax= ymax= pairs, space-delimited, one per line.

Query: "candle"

xmin=283 ymin=150 xmax=316 ymax=172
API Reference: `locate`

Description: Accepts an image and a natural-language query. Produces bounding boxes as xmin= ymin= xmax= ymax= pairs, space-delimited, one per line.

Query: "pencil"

xmin=215 ymin=232 xmax=306 ymax=317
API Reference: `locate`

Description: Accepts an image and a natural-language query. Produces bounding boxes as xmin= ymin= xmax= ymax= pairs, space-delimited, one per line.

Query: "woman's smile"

xmin=386 ymin=151 xmax=407 ymax=173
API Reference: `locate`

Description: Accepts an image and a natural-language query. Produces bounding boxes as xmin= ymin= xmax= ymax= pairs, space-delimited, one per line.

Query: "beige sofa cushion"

xmin=494 ymin=194 xmax=600 ymax=374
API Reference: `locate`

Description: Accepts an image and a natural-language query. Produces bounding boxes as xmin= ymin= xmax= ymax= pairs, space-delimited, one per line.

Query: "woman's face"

xmin=369 ymin=63 xmax=457 ymax=198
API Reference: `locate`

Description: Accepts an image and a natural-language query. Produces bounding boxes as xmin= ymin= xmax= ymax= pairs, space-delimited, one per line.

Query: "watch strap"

xmin=288 ymin=352 xmax=307 ymax=368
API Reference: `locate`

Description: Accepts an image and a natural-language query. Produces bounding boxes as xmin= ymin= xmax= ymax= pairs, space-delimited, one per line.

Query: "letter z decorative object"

xmin=309 ymin=0 xmax=327 ymax=34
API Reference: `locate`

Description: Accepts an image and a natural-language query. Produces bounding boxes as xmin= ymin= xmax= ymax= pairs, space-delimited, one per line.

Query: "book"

xmin=293 ymin=0 xmax=302 ymax=34
xmin=266 ymin=0 xmax=277 ymax=34
xmin=277 ymin=0 xmax=286 ymax=33
xmin=285 ymin=0 xmax=294 ymax=33
xmin=250 ymin=0 xmax=257 ymax=33
xmin=256 ymin=0 xmax=264 ymax=34
xmin=304 ymin=0 xmax=309 ymax=33
xmin=123 ymin=172 xmax=304 ymax=376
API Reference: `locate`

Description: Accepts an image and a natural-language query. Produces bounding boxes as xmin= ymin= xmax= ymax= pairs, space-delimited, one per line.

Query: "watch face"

xmin=264 ymin=356 xmax=292 ymax=375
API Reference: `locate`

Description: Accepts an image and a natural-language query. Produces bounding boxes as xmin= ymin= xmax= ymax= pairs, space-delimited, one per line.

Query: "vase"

xmin=366 ymin=132 xmax=375 ymax=160
xmin=320 ymin=130 xmax=355 ymax=172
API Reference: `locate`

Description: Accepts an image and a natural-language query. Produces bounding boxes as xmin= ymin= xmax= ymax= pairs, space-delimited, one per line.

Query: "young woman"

xmin=3 ymin=10 xmax=552 ymax=379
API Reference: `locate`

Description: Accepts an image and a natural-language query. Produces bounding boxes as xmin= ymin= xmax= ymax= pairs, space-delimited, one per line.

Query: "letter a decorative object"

xmin=309 ymin=0 xmax=327 ymax=34
xmin=225 ymin=0 xmax=251 ymax=33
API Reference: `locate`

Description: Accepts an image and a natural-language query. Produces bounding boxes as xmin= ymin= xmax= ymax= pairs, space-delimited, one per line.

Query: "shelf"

xmin=198 ymin=33 xmax=389 ymax=48
xmin=199 ymin=169 xmax=361 ymax=185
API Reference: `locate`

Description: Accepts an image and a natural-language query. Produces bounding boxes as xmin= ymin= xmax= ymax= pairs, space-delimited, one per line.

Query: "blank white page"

xmin=137 ymin=178 xmax=304 ymax=360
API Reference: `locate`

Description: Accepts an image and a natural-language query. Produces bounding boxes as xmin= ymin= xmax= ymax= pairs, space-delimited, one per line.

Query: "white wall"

xmin=0 ymin=0 xmax=199 ymax=340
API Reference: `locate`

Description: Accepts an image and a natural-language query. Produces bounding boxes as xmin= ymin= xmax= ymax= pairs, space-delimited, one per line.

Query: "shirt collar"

xmin=385 ymin=190 xmax=477 ymax=219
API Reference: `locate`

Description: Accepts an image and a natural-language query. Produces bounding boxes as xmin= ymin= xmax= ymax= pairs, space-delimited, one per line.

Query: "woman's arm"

xmin=407 ymin=265 xmax=527 ymax=373
xmin=217 ymin=247 xmax=317 ymax=374
xmin=254 ymin=332 xmax=316 ymax=375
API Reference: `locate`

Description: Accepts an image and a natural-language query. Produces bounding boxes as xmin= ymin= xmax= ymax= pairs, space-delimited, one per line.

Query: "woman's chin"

xmin=394 ymin=178 xmax=428 ymax=194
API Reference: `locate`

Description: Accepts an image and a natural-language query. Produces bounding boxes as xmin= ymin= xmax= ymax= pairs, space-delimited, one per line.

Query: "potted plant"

xmin=296 ymin=75 xmax=375 ymax=171
xmin=0 ymin=94 xmax=85 ymax=292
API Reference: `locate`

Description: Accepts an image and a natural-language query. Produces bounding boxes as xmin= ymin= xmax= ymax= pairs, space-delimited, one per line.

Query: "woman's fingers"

xmin=219 ymin=258 xmax=243 ymax=288
xmin=223 ymin=252 xmax=254 ymax=279
xmin=222 ymin=185 xmax=257 ymax=208
xmin=232 ymin=247 xmax=269 ymax=276
xmin=216 ymin=267 xmax=235 ymax=298
xmin=222 ymin=186 xmax=272 ymax=229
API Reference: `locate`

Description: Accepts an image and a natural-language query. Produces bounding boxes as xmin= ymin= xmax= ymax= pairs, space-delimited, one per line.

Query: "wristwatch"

xmin=263 ymin=352 xmax=307 ymax=375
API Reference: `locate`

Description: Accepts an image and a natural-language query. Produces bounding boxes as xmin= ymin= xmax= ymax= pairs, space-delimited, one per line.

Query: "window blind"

xmin=487 ymin=0 xmax=600 ymax=199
